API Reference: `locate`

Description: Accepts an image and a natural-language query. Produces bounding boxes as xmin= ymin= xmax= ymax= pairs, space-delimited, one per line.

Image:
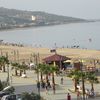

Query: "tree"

xmin=21 ymin=92 xmax=33 ymax=100
xmin=67 ymin=70 xmax=82 ymax=91
xmin=42 ymin=64 xmax=50 ymax=82
xmin=11 ymin=62 xmax=19 ymax=76
xmin=0 ymin=56 xmax=9 ymax=72
xmin=86 ymin=72 xmax=99 ymax=91
xmin=21 ymin=92 xmax=44 ymax=100
xmin=49 ymin=65 xmax=59 ymax=94
xmin=36 ymin=63 xmax=45 ymax=82
xmin=21 ymin=62 xmax=28 ymax=74
xmin=36 ymin=63 xmax=59 ymax=94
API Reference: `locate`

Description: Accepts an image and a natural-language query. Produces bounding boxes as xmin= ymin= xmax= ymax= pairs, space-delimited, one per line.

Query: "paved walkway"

xmin=0 ymin=70 xmax=100 ymax=100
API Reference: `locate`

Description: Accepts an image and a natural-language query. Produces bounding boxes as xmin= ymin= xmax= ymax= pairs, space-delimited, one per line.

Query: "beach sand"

xmin=0 ymin=45 xmax=100 ymax=63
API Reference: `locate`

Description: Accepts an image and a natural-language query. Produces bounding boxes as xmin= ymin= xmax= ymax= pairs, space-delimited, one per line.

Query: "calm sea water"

xmin=0 ymin=22 xmax=100 ymax=50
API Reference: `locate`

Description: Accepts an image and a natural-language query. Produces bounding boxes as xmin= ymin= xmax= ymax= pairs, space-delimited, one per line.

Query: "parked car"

xmin=1 ymin=94 xmax=22 ymax=100
xmin=2 ymin=86 xmax=15 ymax=94
xmin=0 ymin=91 xmax=9 ymax=99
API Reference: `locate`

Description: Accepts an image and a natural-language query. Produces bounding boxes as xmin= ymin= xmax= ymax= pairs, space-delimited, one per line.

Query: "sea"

xmin=0 ymin=22 xmax=100 ymax=50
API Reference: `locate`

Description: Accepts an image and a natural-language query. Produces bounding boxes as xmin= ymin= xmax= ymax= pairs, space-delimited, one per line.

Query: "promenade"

xmin=0 ymin=70 xmax=100 ymax=100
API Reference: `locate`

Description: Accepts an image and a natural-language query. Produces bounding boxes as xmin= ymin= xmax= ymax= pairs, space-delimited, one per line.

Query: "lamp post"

xmin=7 ymin=64 xmax=10 ymax=86
xmin=80 ymin=60 xmax=85 ymax=100
xmin=34 ymin=53 xmax=40 ymax=96
xmin=6 ymin=52 xmax=10 ymax=86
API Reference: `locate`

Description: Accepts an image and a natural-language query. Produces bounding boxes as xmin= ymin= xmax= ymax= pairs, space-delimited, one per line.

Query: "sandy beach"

xmin=0 ymin=45 xmax=100 ymax=63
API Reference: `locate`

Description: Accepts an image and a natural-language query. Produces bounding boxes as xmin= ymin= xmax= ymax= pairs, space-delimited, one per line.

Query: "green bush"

xmin=21 ymin=92 xmax=33 ymax=100
xmin=21 ymin=92 xmax=45 ymax=100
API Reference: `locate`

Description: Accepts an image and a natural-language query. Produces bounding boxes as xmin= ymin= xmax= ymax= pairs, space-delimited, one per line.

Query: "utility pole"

xmin=6 ymin=52 xmax=10 ymax=86
xmin=35 ymin=53 xmax=40 ymax=96
xmin=80 ymin=60 xmax=85 ymax=100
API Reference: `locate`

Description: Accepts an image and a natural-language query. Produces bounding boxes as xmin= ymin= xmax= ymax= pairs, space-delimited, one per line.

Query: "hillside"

xmin=0 ymin=7 xmax=87 ymax=30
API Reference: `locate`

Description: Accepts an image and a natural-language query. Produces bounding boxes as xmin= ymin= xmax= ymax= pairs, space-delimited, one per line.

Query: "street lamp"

xmin=34 ymin=53 xmax=40 ymax=96
xmin=7 ymin=64 xmax=10 ymax=86
xmin=80 ymin=60 xmax=85 ymax=100
xmin=6 ymin=52 xmax=10 ymax=86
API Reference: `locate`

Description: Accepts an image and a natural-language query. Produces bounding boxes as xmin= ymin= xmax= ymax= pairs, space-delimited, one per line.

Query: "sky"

xmin=0 ymin=0 xmax=100 ymax=19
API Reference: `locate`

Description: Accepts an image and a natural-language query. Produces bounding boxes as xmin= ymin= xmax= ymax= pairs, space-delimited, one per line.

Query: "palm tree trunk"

xmin=15 ymin=69 xmax=18 ymax=76
xmin=40 ymin=72 xmax=43 ymax=82
xmin=46 ymin=74 xmax=48 ymax=82
xmin=2 ymin=65 xmax=6 ymax=72
xmin=20 ymin=70 xmax=22 ymax=76
xmin=91 ymin=82 xmax=94 ymax=91
xmin=74 ymin=79 xmax=77 ymax=92
xmin=23 ymin=70 xmax=26 ymax=74
xmin=52 ymin=72 xmax=55 ymax=94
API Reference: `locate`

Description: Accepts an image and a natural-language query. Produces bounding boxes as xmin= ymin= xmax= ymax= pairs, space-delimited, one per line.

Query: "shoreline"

xmin=0 ymin=45 xmax=100 ymax=63
xmin=0 ymin=21 xmax=95 ymax=32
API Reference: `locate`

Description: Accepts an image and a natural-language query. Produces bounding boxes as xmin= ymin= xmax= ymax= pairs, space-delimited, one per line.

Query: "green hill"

xmin=0 ymin=7 xmax=87 ymax=30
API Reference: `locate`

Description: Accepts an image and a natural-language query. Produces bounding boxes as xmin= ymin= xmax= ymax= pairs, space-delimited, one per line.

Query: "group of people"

xmin=76 ymin=87 xmax=95 ymax=100
xmin=37 ymin=79 xmax=51 ymax=94
xmin=76 ymin=84 xmax=96 ymax=100
xmin=85 ymin=89 xmax=95 ymax=98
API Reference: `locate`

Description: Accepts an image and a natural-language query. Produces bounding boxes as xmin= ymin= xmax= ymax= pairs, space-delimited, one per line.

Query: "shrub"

xmin=21 ymin=92 xmax=45 ymax=100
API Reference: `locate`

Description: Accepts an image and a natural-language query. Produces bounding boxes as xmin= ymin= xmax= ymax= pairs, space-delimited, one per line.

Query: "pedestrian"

xmin=61 ymin=77 xmax=63 ymax=84
xmin=85 ymin=89 xmax=90 ymax=99
xmin=90 ymin=89 xmax=95 ymax=97
xmin=77 ymin=89 xmax=82 ymax=100
xmin=67 ymin=93 xmax=71 ymax=100
xmin=45 ymin=82 xmax=48 ymax=94
xmin=42 ymin=81 xmax=45 ymax=89
xmin=37 ymin=81 xmax=40 ymax=93
xmin=47 ymin=81 xmax=51 ymax=88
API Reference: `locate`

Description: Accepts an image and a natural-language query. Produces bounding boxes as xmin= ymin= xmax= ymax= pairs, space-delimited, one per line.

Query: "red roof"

xmin=43 ymin=54 xmax=70 ymax=62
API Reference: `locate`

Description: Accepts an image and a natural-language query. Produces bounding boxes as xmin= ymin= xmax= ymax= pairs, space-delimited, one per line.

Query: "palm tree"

xmin=39 ymin=64 xmax=58 ymax=94
xmin=49 ymin=64 xmax=59 ymax=94
xmin=42 ymin=64 xmax=50 ymax=82
xmin=35 ymin=63 xmax=43 ymax=83
xmin=18 ymin=63 xmax=28 ymax=76
xmin=0 ymin=56 xmax=9 ymax=72
xmin=21 ymin=62 xmax=29 ymax=74
xmin=11 ymin=62 xmax=19 ymax=76
xmin=86 ymin=72 xmax=99 ymax=91
xmin=67 ymin=70 xmax=82 ymax=92
xmin=37 ymin=63 xmax=46 ymax=82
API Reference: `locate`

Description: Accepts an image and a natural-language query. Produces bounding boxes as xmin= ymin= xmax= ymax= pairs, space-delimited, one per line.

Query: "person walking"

xmin=77 ymin=90 xmax=82 ymax=100
xmin=85 ymin=89 xmax=90 ymax=99
xmin=37 ymin=81 xmax=40 ymax=94
xmin=67 ymin=93 xmax=71 ymax=100
xmin=61 ymin=77 xmax=63 ymax=84
xmin=45 ymin=82 xmax=48 ymax=94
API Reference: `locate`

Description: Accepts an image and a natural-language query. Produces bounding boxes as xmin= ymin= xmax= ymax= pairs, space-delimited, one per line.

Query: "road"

xmin=0 ymin=70 xmax=100 ymax=100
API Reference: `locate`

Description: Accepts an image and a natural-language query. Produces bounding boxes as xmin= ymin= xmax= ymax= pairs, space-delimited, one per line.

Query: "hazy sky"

xmin=0 ymin=0 xmax=100 ymax=19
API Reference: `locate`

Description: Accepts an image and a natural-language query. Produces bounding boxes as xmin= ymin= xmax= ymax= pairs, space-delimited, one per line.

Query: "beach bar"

xmin=43 ymin=53 xmax=71 ymax=69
